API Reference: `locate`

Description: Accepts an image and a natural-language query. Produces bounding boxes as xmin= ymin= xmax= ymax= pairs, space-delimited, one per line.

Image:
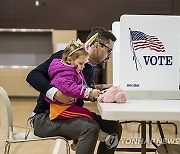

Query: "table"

xmin=97 ymin=100 xmax=180 ymax=154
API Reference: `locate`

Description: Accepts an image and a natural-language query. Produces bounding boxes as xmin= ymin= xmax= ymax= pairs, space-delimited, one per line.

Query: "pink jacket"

xmin=45 ymin=59 xmax=92 ymax=104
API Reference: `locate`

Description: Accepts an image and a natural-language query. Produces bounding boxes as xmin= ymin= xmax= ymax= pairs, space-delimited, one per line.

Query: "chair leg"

xmin=54 ymin=137 xmax=70 ymax=154
xmin=62 ymin=138 xmax=70 ymax=154
xmin=54 ymin=136 xmax=71 ymax=154
xmin=24 ymin=129 xmax=30 ymax=139
xmin=4 ymin=141 xmax=8 ymax=154
xmin=65 ymin=140 xmax=70 ymax=154
xmin=4 ymin=141 xmax=11 ymax=154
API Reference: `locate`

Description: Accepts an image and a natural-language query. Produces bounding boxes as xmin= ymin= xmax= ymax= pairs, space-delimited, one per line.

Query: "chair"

xmin=156 ymin=144 xmax=180 ymax=154
xmin=155 ymin=120 xmax=180 ymax=154
xmin=0 ymin=87 xmax=70 ymax=154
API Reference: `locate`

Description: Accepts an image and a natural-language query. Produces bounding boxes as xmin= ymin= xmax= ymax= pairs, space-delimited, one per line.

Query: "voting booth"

xmin=112 ymin=15 xmax=180 ymax=91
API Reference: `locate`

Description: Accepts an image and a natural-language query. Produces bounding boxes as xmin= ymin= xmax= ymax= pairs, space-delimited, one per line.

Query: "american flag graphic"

xmin=130 ymin=30 xmax=165 ymax=52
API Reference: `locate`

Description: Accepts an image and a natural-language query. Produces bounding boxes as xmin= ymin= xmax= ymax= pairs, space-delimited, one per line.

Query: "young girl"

xmin=45 ymin=39 xmax=100 ymax=150
xmin=45 ymin=40 xmax=100 ymax=120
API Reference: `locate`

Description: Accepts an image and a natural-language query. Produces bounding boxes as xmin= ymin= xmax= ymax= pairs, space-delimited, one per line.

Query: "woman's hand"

xmin=54 ymin=90 xmax=74 ymax=104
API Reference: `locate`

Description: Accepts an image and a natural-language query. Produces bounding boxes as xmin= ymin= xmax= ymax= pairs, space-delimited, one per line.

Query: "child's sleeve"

xmin=51 ymin=71 xmax=92 ymax=99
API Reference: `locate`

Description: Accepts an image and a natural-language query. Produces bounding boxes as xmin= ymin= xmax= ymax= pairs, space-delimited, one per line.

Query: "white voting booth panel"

xmin=112 ymin=15 xmax=180 ymax=91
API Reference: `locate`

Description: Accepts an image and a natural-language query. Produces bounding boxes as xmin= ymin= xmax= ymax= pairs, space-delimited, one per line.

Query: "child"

xmin=45 ymin=39 xmax=100 ymax=150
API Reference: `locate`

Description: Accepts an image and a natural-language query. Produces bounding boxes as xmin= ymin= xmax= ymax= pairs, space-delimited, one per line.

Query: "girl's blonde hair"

xmin=62 ymin=40 xmax=89 ymax=64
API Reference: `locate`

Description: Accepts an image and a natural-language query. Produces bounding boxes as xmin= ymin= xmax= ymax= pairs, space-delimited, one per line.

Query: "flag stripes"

xmin=130 ymin=30 xmax=165 ymax=52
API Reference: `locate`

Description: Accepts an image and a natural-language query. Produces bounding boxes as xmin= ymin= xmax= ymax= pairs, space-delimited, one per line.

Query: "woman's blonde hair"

xmin=62 ymin=40 xmax=89 ymax=64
